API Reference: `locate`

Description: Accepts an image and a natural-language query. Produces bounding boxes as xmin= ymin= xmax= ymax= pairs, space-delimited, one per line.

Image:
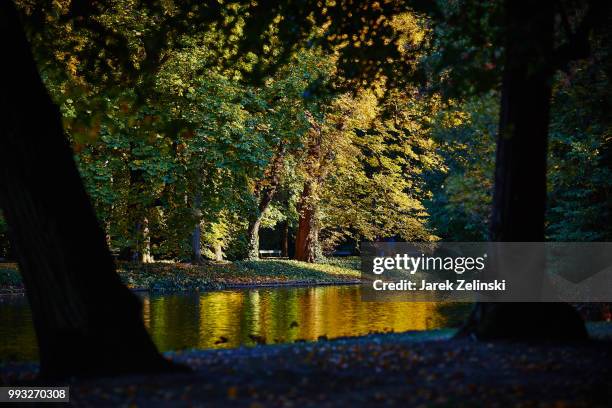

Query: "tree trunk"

xmin=457 ymin=0 xmax=586 ymax=341
xmin=192 ymin=195 xmax=202 ymax=264
xmin=214 ymin=242 xmax=224 ymax=262
xmin=246 ymin=192 xmax=274 ymax=259
xmin=130 ymin=216 xmax=153 ymax=263
xmin=247 ymin=216 xmax=263 ymax=260
xmin=141 ymin=217 xmax=153 ymax=263
xmin=295 ymin=181 xmax=321 ymax=263
xmin=281 ymin=220 xmax=289 ymax=258
xmin=192 ymin=222 xmax=202 ymax=264
xmin=294 ymin=112 xmax=326 ymax=263
xmin=0 ymin=2 xmax=181 ymax=378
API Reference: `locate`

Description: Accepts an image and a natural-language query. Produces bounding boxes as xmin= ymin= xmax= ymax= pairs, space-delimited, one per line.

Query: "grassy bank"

xmin=0 ymin=258 xmax=361 ymax=294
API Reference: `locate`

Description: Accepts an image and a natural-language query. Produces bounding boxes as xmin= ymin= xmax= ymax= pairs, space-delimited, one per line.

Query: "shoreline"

xmin=0 ymin=279 xmax=363 ymax=297
xmin=1 ymin=258 xmax=362 ymax=295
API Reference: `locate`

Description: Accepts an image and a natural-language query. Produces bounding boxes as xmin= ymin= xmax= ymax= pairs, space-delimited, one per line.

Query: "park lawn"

xmin=0 ymin=258 xmax=361 ymax=293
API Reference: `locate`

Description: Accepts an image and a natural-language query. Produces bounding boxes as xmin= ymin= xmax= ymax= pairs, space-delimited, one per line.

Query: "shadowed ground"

xmin=2 ymin=330 xmax=611 ymax=407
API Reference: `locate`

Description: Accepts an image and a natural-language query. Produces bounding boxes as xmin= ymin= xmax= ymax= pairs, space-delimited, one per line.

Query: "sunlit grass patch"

xmin=116 ymin=257 xmax=361 ymax=292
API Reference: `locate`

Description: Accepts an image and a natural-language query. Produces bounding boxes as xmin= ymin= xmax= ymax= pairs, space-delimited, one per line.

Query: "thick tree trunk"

xmin=295 ymin=181 xmax=321 ymax=263
xmin=294 ymin=112 xmax=326 ymax=263
xmin=214 ymin=242 xmax=224 ymax=262
xmin=0 ymin=2 xmax=180 ymax=378
xmin=458 ymin=0 xmax=586 ymax=341
xmin=247 ymin=216 xmax=263 ymax=260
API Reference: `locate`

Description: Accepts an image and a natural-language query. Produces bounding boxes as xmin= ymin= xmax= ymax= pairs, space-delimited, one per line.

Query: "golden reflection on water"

xmin=142 ymin=286 xmax=469 ymax=352
xmin=0 ymin=286 xmax=469 ymax=361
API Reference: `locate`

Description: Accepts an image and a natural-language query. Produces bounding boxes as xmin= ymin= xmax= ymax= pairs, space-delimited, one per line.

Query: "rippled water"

xmin=0 ymin=285 xmax=471 ymax=361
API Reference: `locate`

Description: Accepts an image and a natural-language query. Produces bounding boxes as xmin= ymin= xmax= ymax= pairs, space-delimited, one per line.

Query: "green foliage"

xmin=5 ymin=0 xmax=607 ymax=265
xmin=547 ymin=56 xmax=612 ymax=241
xmin=0 ymin=266 xmax=21 ymax=286
xmin=320 ymin=88 xmax=443 ymax=248
xmin=420 ymin=0 xmax=504 ymax=98
xmin=425 ymin=93 xmax=498 ymax=241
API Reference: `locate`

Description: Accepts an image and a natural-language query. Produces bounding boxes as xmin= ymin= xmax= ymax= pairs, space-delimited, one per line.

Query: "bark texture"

xmin=141 ymin=216 xmax=153 ymax=263
xmin=0 ymin=2 xmax=179 ymax=378
xmin=294 ymin=112 xmax=328 ymax=263
xmin=294 ymin=181 xmax=321 ymax=262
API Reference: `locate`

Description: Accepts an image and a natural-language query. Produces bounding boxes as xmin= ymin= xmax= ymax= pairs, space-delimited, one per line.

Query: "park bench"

xmin=259 ymin=249 xmax=282 ymax=258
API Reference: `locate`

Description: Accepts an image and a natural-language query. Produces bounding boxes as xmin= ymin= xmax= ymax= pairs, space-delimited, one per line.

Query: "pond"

xmin=0 ymin=285 xmax=471 ymax=362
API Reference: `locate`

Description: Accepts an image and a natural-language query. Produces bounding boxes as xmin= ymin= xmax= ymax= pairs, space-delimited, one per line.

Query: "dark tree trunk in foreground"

xmin=0 ymin=2 xmax=180 ymax=378
xmin=295 ymin=181 xmax=321 ymax=263
xmin=458 ymin=0 xmax=586 ymax=341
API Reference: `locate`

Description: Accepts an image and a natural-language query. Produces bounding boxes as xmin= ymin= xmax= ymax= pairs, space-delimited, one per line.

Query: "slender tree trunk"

xmin=281 ymin=220 xmax=289 ymax=258
xmin=0 ymin=2 xmax=180 ymax=378
xmin=141 ymin=217 xmax=153 ymax=263
xmin=458 ymin=0 xmax=586 ymax=340
xmin=246 ymin=193 xmax=275 ymax=259
xmin=295 ymin=181 xmax=321 ymax=262
xmin=192 ymin=222 xmax=201 ymax=263
xmin=192 ymin=195 xmax=202 ymax=264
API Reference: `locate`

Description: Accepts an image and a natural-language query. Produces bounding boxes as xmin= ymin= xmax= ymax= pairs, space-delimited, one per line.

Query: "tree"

xmin=321 ymin=88 xmax=443 ymax=250
xmin=455 ymin=0 xmax=609 ymax=340
xmin=0 ymin=1 xmax=181 ymax=378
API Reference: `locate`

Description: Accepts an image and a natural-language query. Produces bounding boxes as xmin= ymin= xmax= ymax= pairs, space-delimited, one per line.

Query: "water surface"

xmin=0 ymin=285 xmax=470 ymax=361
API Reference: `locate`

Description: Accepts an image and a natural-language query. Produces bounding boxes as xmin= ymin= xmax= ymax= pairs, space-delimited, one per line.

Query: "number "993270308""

xmin=0 ymin=387 xmax=69 ymax=402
